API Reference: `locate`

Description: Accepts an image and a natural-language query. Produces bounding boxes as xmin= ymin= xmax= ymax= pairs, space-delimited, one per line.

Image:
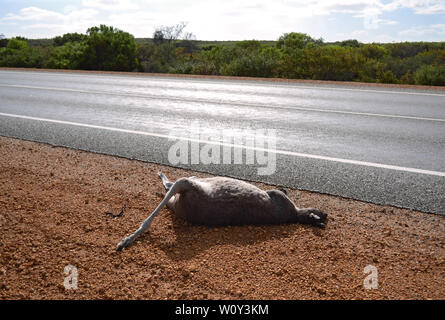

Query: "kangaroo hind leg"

xmin=159 ymin=172 xmax=174 ymax=191
xmin=117 ymin=177 xmax=193 ymax=251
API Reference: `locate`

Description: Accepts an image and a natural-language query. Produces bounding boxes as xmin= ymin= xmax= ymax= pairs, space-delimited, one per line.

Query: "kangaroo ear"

xmin=278 ymin=188 xmax=288 ymax=195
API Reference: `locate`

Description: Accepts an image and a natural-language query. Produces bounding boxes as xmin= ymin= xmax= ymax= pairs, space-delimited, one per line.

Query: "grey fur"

xmin=116 ymin=172 xmax=327 ymax=251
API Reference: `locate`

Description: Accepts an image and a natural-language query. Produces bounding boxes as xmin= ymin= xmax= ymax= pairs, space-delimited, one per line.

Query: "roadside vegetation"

xmin=1 ymin=24 xmax=444 ymax=86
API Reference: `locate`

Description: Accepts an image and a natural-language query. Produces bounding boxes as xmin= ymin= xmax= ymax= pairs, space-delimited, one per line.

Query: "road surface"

xmin=0 ymin=70 xmax=444 ymax=214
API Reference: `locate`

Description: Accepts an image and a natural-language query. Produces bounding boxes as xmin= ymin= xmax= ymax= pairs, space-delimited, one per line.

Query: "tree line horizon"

xmin=1 ymin=23 xmax=444 ymax=86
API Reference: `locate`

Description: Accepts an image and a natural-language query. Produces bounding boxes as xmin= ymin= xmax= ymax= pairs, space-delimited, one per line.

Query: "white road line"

xmin=1 ymin=84 xmax=445 ymax=122
xmin=2 ymin=69 xmax=445 ymax=97
xmin=1 ymin=111 xmax=444 ymax=177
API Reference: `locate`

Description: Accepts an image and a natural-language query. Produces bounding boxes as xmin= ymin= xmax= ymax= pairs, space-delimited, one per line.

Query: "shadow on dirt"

xmin=138 ymin=210 xmax=325 ymax=262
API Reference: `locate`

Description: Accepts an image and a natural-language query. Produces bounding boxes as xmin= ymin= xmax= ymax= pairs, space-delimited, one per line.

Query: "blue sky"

xmin=0 ymin=0 xmax=444 ymax=42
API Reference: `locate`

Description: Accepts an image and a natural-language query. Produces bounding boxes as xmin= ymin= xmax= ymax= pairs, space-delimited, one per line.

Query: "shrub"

xmin=80 ymin=25 xmax=137 ymax=71
xmin=414 ymin=65 xmax=445 ymax=86
xmin=46 ymin=41 xmax=86 ymax=69
xmin=377 ymin=70 xmax=399 ymax=84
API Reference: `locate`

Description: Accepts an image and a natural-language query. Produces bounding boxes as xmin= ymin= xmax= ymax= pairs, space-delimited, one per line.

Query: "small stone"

xmin=316 ymin=287 xmax=327 ymax=295
xmin=274 ymin=269 xmax=284 ymax=276
xmin=186 ymin=263 xmax=198 ymax=273
xmin=181 ymin=269 xmax=191 ymax=278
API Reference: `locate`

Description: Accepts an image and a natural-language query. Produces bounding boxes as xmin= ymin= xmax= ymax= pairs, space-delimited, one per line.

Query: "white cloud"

xmin=394 ymin=0 xmax=445 ymax=14
xmin=0 ymin=0 xmax=444 ymax=40
xmin=0 ymin=6 xmax=99 ymax=37
xmin=336 ymin=29 xmax=369 ymax=39
xmin=82 ymin=0 xmax=139 ymax=11
xmin=106 ymin=12 xmax=156 ymax=35
xmin=2 ymin=7 xmax=66 ymax=22
xmin=1 ymin=6 xmax=99 ymax=23
xmin=399 ymin=23 xmax=445 ymax=36
xmin=281 ymin=1 xmax=402 ymax=30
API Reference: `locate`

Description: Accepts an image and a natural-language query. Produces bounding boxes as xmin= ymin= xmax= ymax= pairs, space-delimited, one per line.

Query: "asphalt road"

xmin=0 ymin=70 xmax=444 ymax=214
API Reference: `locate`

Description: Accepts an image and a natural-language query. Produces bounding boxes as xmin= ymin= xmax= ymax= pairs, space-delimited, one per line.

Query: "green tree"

xmin=400 ymin=71 xmax=415 ymax=84
xmin=53 ymin=33 xmax=86 ymax=46
xmin=6 ymin=37 xmax=28 ymax=51
xmin=202 ymin=45 xmax=238 ymax=73
xmin=80 ymin=25 xmax=137 ymax=71
xmin=313 ymin=46 xmax=364 ymax=81
xmin=414 ymin=65 xmax=445 ymax=86
xmin=0 ymin=37 xmax=44 ymax=67
xmin=0 ymin=34 xmax=9 ymax=48
xmin=221 ymin=46 xmax=280 ymax=78
xmin=47 ymin=41 xmax=86 ymax=69
xmin=152 ymin=22 xmax=189 ymax=64
xmin=376 ymin=70 xmax=399 ymax=84
xmin=359 ymin=44 xmax=389 ymax=59
xmin=338 ymin=39 xmax=361 ymax=48
xmin=276 ymin=32 xmax=321 ymax=50
xmin=136 ymin=41 xmax=171 ymax=73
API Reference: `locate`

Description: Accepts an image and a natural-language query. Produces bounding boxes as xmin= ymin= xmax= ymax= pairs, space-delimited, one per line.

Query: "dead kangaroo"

xmin=116 ymin=173 xmax=328 ymax=251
